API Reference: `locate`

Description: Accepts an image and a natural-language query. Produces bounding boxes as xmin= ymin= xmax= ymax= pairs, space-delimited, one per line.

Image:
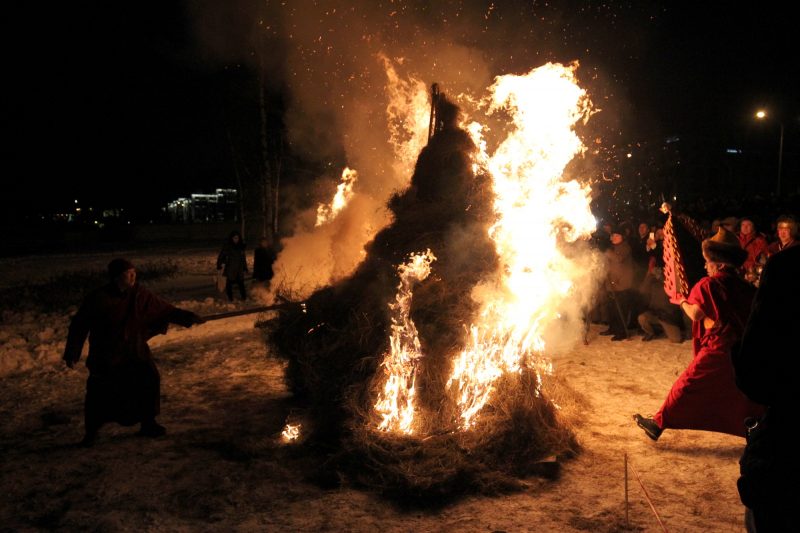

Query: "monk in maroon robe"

xmin=64 ymin=258 xmax=204 ymax=446
xmin=634 ymin=228 xmax=765 ymax=440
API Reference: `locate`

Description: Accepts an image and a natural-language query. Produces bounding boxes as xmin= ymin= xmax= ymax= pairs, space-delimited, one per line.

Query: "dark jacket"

xmin=217 ymin=239 xmax=248 ymax=280
xmin=733 ymin=244 xmax=800 ymax=519
xmin=605 ymin=240 xmax=634 ymax=292
xmin=253 ymin=245 xmax=278 ymax=282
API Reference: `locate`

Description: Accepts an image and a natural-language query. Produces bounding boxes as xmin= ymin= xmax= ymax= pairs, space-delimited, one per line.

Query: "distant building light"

xmin=726 ymin=148 xmax=743 ymax=154
xmin=626 ymin=153 xmax=632 ymax=158
xmin=666 ymin=136 xmax=680 ymax=144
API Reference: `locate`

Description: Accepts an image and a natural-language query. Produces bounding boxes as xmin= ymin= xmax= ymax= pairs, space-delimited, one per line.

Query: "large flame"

xmin=373 ymin=62 xmax=597 ymax=434
xmin=374 ymin=250 xmax=436 ymax=434
xmin=448 ymin=62 xmax=596 ymax=428
xmin=380 ymin=54 xmax=431 ymax=178
xmin=315 ymin=167 xmax=358 ymax=226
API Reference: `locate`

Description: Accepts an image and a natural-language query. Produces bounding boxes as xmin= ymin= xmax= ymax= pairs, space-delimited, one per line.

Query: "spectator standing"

xmin=738 ymin=217 xmax=769 ymax=284
xmin=602 ymin=228 xmax=635 ymax=341
xmin=766 ymin=215 xmax=798 ymax=257
xmin=217 ymin=230 xmax=248 ymax=301
xmin=253 ymin=236 xmax=278 ymax=287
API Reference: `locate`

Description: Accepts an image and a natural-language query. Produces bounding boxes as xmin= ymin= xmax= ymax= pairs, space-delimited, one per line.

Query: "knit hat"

xmin=702 ymin=227 xmax=747 ymax=266
xmin=108 ymin=258 xmax=135 ymax=278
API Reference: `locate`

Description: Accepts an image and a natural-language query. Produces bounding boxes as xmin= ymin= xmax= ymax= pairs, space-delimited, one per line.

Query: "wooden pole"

xmin=200 ymin=304 xmax=295 ymax=322
xmin=628 ymin=457 xmax=669 ymax=532
xmin=624 ymin=452 xmax=629 ymax=526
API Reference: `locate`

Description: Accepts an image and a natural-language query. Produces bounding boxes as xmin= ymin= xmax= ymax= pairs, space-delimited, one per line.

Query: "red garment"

xmin=738 ymin=232 xmax=768 ymax=270
xmin=64 ymin=283 xmax=197 ymax=427
xmin=654 ymin=270 xmax=765 ymax=437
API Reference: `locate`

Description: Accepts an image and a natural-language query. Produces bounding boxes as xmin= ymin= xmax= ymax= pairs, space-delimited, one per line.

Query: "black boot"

xmin=138 ymin=419 xmax=166 ymax=438
xmin=633 ymin=414 xmax=662 ymax=441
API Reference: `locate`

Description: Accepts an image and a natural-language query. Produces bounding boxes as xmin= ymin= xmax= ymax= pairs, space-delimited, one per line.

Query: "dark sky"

xmin=8 ymin=1 xmax=797 ymax=220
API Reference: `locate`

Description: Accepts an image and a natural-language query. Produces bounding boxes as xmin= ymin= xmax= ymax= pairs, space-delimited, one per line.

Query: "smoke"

xmin=183 ymin=1 xmax=658 ymax=305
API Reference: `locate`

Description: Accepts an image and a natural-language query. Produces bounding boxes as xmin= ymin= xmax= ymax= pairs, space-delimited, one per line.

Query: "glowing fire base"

xmin=267 ymin=92 xmax=585 ymax=501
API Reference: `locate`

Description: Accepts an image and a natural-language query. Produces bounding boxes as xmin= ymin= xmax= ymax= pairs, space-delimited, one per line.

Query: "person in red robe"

xmin=63 ymin=258 xmax=205 ymax=446
xmin=737 ymin=217 xmax=768 ymax=273
xmin=633 ymin=227 xmax=765 ymax=440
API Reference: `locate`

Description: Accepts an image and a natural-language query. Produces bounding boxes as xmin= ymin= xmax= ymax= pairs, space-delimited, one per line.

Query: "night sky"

xmin=8 ymin=1 xmax=797 ymax=222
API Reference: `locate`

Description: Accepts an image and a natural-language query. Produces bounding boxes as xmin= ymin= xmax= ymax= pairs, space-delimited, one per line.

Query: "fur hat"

xmin=108 ymin=258 xmax=135 ymax=278
xmin=720 ymin=216 xmax=739 ymax=230
xmin=702 ymin=227 xmax=747 ymax=266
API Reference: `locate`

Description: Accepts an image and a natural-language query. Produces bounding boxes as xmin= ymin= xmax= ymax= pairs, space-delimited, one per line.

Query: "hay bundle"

xmin=267 ymin=97 xmax=578 ymax=502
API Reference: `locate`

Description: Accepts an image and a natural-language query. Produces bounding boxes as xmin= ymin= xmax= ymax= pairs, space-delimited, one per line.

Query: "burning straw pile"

xmin=267 ymin=91 xmax=583 ymax=503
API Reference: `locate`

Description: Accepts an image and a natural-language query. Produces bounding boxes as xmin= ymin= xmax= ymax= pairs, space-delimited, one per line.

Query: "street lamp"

xmin=755 ymin=109 xmax=785 ymax=196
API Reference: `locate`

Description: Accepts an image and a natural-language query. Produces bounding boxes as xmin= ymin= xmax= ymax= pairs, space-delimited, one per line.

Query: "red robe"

xmin=64 ymin=283 xmax=196 ymax=429
xmin=738 ymin=232 xmax=768 ymax=270
xmin=654 ymin=270 xmax=765 ymax=437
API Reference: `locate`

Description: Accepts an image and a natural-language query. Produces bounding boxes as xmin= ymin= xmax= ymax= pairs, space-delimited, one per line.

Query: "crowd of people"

xmin=590 ymin=211 xmax=798 ymax=343
xmin=592 ymin=208 xmax=798 ymax=531
xmin=58 ymin=212 xmax=796 ymax=529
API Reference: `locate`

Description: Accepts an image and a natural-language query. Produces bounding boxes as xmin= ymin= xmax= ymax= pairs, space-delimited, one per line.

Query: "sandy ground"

xmin=0 ymin=249 xmax=749 ymax=532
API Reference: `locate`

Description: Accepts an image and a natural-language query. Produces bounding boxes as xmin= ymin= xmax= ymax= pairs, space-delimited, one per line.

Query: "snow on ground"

xmin=0 ymin=248 xmax=749 ymax=531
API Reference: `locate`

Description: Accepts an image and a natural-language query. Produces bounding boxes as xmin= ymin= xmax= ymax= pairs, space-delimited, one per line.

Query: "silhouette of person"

xmin=63 ymin=258 xmax=204 ymax=446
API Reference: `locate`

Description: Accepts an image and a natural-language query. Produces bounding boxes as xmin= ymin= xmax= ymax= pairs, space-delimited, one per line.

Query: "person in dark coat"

xmin=602 ymin=228 xmax=636 ymax=341
xmin=217 ymin=230 xmax=248 ymax=301
xmin=637 ymin=264 xmax=683 ymax=343
xmin=766 ymin=215 xmax=798 ymax=257
xmin=63 ymin=258 xmax=204 ymax=446
xmin=253 ymin=236 xmax=278 ymax=287
xmin=733 ymin=244 xmax=800 ymax=532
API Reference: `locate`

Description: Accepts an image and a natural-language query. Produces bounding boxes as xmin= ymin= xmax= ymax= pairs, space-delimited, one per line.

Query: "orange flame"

xmin=316 ymin=167 xmax=358 ymax=226
xmin=448 ymin=62 xmax=596 ymax=428
xmin=380 ymin=54 xmax=430 ymax=177
xmin=374 ymin=250 xmax=436 ymax=434
xmin=281 ymin=423 xmax=301 ymax=442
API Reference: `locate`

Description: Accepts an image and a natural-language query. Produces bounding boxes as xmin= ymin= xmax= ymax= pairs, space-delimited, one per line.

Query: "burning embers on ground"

xmin=268 ymin=62 xmax=599 ymax=501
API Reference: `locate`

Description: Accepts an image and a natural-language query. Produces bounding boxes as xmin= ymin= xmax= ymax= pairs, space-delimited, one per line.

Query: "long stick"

xmin=624 ymin=453 xmax=629 ymax=526
xmin=200 ymin=304 xmax=293 ymax=322
xmin=609 ymin=290 xmax=630 ymax=338
xmin=628 ymin=458 xmax=669 ymax=532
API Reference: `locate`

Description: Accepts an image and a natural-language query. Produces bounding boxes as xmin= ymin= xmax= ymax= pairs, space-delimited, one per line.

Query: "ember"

xmin=281 ymin=423 xmax=301 ymax=443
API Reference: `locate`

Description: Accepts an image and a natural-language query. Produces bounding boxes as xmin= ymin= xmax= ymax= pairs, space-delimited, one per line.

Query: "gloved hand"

xmin=64 ymin=358 xmax=77 ymax=369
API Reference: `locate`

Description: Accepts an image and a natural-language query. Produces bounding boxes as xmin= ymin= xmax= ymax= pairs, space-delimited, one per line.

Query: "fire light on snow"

xmin=281 ymin=423 xmax=301 ymax=442
xmin=374 ymin=250 xmax=436 ymax=434
xmin=448 ymin=62 xmax=596 ymax=428
xmin=372 ymin=62 xmax=596 ymax=434
xmin=315 ymin=167 xmax=358 ymax=226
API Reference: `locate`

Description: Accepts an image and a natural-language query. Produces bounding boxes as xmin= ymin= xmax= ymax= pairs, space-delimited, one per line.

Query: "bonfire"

xmin=266 ymin=62 xmax=601 ymax=502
